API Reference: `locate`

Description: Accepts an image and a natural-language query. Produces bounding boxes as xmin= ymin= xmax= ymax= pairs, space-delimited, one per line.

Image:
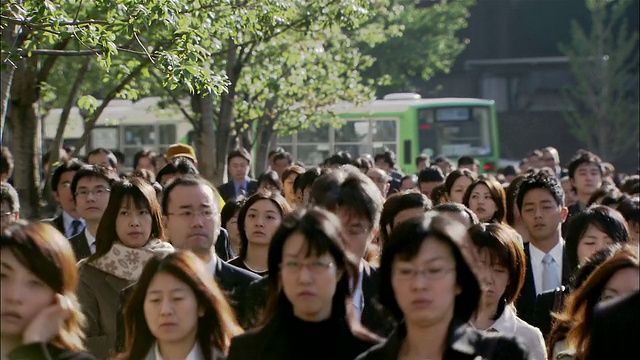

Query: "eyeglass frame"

xmin=74 ymin=187 xmax=111 ymax=198
xmin=280 ymin=260 xmax=336 ymax=275
xmin=166 ymin=209 xmax=216 ymax=220
xmin=392 ymin=266 xmax=456 ymax=282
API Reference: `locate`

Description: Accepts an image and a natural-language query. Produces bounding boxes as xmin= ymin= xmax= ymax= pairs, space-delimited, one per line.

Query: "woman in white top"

xmin=116 ymin=251 xmax=242 ymax=360
xmin=468 ymin=223 xmax=547 ymax=360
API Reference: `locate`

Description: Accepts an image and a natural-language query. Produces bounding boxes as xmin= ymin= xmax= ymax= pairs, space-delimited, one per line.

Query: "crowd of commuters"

xmin=1 ymin=142 xmax=639 ymax=360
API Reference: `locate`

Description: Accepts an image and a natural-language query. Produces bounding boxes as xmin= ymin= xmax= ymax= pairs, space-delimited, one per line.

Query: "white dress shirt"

xmin=488 ymin=305 xmax=548 ymax=360
xmin=350 ymin=262 xmax=365 ymax=322
xmin=85 ymin=228 xmax=97 ymax=255
xmin=529 ymin=239 xmax=564 ymax=295
xmin=206 ymin=253 xmax=218 ymax=277
xmin=152 ymin=342 xmax=203 ymax=360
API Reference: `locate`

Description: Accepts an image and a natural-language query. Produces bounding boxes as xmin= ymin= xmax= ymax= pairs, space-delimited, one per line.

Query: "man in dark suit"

xmin=162 ymin=176 xmax=259 ymax=313
xmin=68 ymin=164 xmax=119 ymax=261
xmin=515 ymin=170 xmax=570 ymax=331
xmin=218 ymin=147 xmax=258 ymax=201
xmin=586 ymin=291 xmax=640 ymax=360
xmin=42 ymin=159 xmax=85 ymax=239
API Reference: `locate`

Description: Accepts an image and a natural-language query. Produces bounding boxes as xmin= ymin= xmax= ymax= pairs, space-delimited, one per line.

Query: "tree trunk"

xmin=8 ymin=58 xmax=41 ymax=219
xmin=255 ymin=119 xmax=276 ymax=175
xmin=215 ymin=39 xmax=242 ymax=185
xmin=193 ymin=93 xmax=222 ymax=185
xmin=1 ymin=1 xmax=22 ymax=132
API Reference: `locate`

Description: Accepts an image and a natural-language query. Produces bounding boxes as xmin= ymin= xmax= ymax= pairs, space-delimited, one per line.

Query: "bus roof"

xmin=330 ymin=97 xmax=495 ymax=114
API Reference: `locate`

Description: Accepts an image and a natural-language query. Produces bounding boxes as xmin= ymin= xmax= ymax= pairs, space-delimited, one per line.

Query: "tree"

xmin=0 ymin=0 xmax=239 ymax=217
xmin=358 ymin=0 xmax=474 ymax=96
xmin=559 ymin=0 xmax=639 ymax=161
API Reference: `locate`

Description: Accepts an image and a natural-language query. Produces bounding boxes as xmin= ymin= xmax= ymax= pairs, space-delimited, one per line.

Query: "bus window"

xmin=418 ymin=106 xmax=492 ymax=159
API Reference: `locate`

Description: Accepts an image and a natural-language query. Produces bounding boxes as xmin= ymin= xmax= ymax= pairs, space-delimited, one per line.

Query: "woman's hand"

xmin=22 ymin=294 xmax=72 ymax=344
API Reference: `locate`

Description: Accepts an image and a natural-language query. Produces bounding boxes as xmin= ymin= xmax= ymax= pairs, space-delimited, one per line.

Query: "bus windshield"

xmin=417 ymin=106 xmax=492 ymax=159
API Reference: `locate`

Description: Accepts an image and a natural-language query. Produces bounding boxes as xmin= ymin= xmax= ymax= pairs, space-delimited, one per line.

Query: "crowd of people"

xmin=0 ymin=142 xmax=638 ymax=360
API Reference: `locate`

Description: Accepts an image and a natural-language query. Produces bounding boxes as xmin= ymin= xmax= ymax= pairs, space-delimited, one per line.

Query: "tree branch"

xmin=151 ymin=70 xmax=198 ymax=128
xmin=0 ymin=15 xmax=112 ymax=28
xmin=70 ymin=59 xmax=151 ymax=156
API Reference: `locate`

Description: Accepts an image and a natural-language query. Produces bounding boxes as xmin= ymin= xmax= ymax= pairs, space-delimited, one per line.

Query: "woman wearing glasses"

xmin=356 ymin=213 xmax=531 ymax=360
xmin=77 ymin=178 xmax=174 ymax=359
xmin=227 ymin=208 xmax=378 ymax=360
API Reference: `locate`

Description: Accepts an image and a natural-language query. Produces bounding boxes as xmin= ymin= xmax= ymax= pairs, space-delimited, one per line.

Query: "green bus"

xmin=277 ymin=93 xmax=500 ymax=174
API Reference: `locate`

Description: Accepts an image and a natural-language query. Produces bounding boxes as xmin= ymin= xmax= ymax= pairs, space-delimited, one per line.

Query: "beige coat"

xmin=77 ymin=262 xmax=133 ymax=360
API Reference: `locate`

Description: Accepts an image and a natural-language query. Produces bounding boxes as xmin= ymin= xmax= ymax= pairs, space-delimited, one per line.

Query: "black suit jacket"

xmin=585 ymin=291 xmax=640 ymax=360
xmin=42 ymin=214 xmax=66 ymax=236
xmin=218 ymin=178 xmax=258 ymax=202
xmin=360 ymin=262 xmax=395 ymax=337
xmin=355 ymin=320 xmax=531 ymax=360
xmin=515 ymin=242 xmax=571 ymax=326
xmin=67 ymin=231 xmax=92 ymax=262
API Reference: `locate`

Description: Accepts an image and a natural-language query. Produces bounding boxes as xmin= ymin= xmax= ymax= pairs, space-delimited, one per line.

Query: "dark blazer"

xmin=68 ymin=231 xmax=92 ymax=262
xmin=360 ymin=262 xmax=396 ymax=337
xmin=42 ymin=214 xmax=66 ymax=235
xmin=7 ymin=343 xmax=96 ymax=360
xmin=215 ymin=228 xmax=235 ymax=261
xmin=515 ymin=242 xmax=571 ymax=326
xmin=227 ymin=312 xmax=374 ymax=360
xmin=217 ymin=178 xmax=258 ymax=202
xmin=355 ymin=320 xmax=532 ymax=360
xmin=531 ymin=286 xmax=570 ymax=339
xmin=585 ymin=291 xmax=640 ymax=360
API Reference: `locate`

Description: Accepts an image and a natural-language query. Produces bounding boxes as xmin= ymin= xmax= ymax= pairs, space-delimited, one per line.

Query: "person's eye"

xmin=397 ymin=268 xmax=414 ymax=276
xmin=181 ymin=211 xmax=193 ymax=217
xmin=96 ymin=190 xmax=104 ymax=195
xmin=202 ymin=210 xmax=214 ymax=217
xmin=28 ymin=279 xmax=45 ymax=288
xmin=0 ymin=272 xmax=7 ymax=279
xmin=140 ymin=210 xmax=150 ymax=215
xmin=285 ymin=261 xmax=300 ymax=269
xmin=149 ymin=298 xmax=161 ymax=303
xmin=172 ymin=297 xmax=184 ymax=302
xmin=428 ymin=268 xmax=445 ymax=275
xmin=119 ymin=211 xmax=129 ymax=216
xmin=248 ymin=213 xmax=256 ymax=218
xmin=583 ymin=241 xmax=596 ymax=246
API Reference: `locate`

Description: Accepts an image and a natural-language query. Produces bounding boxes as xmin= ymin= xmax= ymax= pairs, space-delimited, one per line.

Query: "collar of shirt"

xmin=153 ymin=341 xmax=202 ymax=360
xmin=529 ymin=238 xmax=564 ymax=267
xmin=206 ymin=253 xmax=219 ymax=277
xmin=62 ymin=211 xmax=84 ymax=237
xmin=84 ymin=228 xmax=96 ymax=254
xmin=233 ymin=179 xmax=248 ymax=193
xmin=487 ymin=304 xmax=518 ymax=335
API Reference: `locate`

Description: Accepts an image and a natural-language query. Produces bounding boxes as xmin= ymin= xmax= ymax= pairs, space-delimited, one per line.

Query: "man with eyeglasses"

xmin=161 ymin=175 xmax=259 ymax=321
xmin=68 ymin=165 xmax=120 ymax=260
xmin=42 ymin=159 xmax=86 ymax=238
xmin=1 ymin=182 xmax=19 ymax=227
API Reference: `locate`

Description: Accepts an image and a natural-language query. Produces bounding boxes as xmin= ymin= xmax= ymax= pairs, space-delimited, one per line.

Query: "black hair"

xmin=156 ymin=158 xmax=199 ymax=185
xmin=86 ymin=147 xmax=118 ymax=168
xmin=51 ymin=159 xmax=84 ymax=192
xmin=293 ymin=167 xmax=323 ymax=193
xmin=257 ymin=170 xmax=282 ymax=192
xmin=70 ymin=164 xmax=120 ymax=200
xmin=272 ymin=151 xmax=293 ymax=165
xmin=433 ymin=202 xmax=481 ymax=227
xmin=457 ymin=155 xmax=478 ymax=167
xmin=374 ymin=147 xmax=396 ymax=168
xmin=516 ymin=170 xmax=565 ymax=211
xmin=160 ymin=175 xmax=218 ymax=215
xmin=227 ymin=147 xmax=252 ymax=164
xmin=133 ymin=149 xmax=157 ymax=170
xmin=379 ymin=214 xmax=482 ymax=322
xmin=221 ymin=197 xmax=246 ymax=229
xmin=379 ymin=191 xmax=432 ymax=245
xmin=567 ymin=150 xmax=603 ymax=179
xmin=418 ymin=166 xmax=445 ymax=183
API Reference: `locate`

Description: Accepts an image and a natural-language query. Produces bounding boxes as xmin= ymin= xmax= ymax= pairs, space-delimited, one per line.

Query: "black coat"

xmin=7 ymin=343 xmax=95 ymax=360
xmin=67 ymin=231 xmax=92 ymax=262
xmin=42 ymin=214 xmax=66 ymax=236
xmin=227 ymin=312 xmax=374 ymax=360
xmin=217 ymin=179 xmax=258 ymax=202
xmin=514 ymin=242 xmax=571 ymax=326
xmin=355 ymin=320 xmax=532 ymax=360
xmin=240 ymin=262 xmax=395 ymax=336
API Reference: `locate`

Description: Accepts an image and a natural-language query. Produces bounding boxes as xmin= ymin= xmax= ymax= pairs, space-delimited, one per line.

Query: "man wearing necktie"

xmin=42 ymin=159 xmax=86 ymax=238
xmin=514 ymin=171 xmax=570 ymax=329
